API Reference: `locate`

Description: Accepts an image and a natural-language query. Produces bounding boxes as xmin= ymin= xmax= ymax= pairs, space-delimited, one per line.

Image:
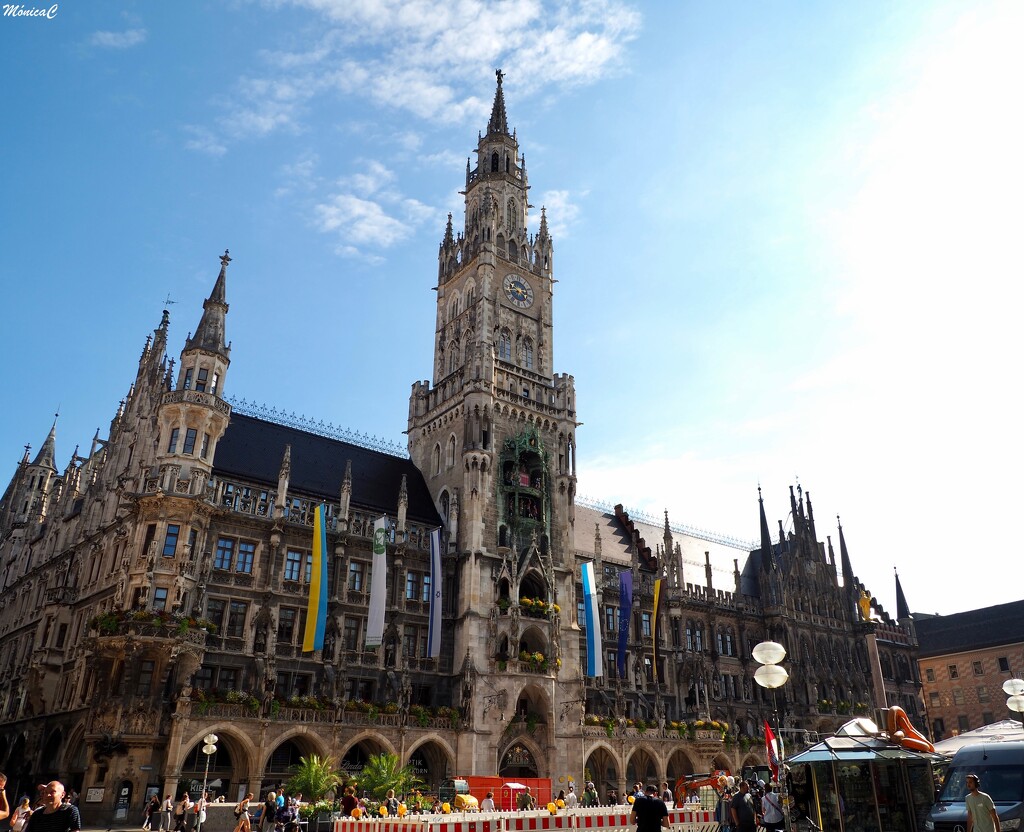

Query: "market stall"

xmin=787 ymin=715 xmax=942 ymax=832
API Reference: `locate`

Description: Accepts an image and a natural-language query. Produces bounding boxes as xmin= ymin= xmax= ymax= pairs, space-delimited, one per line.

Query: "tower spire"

xmin=31 ymin=416 xmax=58 ymax=471
xmin=184 ymin=250 xmax=231 ymax=357
xmin=758 ymin=486 xmax=775 ymax=571
xmin=837 ymin=515 xmax=855 ymax=588
xmin=894 ymin=567 xmax=911 ymax=620
xmin=487 ymin=68 xmax=509 ymax=136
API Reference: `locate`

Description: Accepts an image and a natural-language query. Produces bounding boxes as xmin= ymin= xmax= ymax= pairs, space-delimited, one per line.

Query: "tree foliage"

xmin=286 ymin=754 xmax=344 ymax=801
xmin=357 ymin=753 xmax=425 ymax=800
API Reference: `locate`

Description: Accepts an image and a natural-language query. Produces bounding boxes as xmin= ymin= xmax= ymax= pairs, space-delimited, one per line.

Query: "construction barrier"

xmin=333 ymin=808 xmax=719 ymax=832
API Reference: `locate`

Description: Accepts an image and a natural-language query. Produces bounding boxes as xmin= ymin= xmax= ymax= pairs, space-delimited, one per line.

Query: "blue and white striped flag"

xmin=581 ymin=562 xmax=602 ymax=677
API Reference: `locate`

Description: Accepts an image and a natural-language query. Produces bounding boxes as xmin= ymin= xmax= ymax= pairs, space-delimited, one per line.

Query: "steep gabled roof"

xmin=213 ymin=413 xmax=440 ymax=525
xmin=915 ymin=599 xmax=1024 ymax=657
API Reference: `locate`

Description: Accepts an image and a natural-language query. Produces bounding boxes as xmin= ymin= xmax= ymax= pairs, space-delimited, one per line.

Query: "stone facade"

xmin=0 ymin=74 xmax=921 ymax=822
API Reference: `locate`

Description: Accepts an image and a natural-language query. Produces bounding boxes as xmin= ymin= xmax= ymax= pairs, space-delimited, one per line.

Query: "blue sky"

xmin=2 ymin=1 xmax=1021 ymax=617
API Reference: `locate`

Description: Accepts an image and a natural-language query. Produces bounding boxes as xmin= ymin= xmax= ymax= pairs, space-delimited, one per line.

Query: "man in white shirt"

xmin=565 ymin=785 xmax=578 ymax=809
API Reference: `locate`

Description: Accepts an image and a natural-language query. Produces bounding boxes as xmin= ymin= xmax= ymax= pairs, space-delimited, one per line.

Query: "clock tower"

xmin=408 ymin=71 xmax=581 ymax=776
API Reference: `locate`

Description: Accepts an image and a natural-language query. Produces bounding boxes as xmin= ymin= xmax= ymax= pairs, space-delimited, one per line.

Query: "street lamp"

xmin=1002 ymin=679 xmax=1024 ymax=729
xmin=753 ymin=641 xmax=789 ymax=832
xmin=198 ymin=733 xmax=218 ymax=831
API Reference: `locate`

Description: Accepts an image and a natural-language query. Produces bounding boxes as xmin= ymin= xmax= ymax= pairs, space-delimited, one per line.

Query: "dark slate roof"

xmin=914 ymin=599 xmax=1024 ymax=657
xmin=213 ymin=413 xmax=440 ymax=525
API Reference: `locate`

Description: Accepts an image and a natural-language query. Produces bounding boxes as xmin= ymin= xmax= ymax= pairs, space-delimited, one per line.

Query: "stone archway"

xmin=339 ymin=735 xmax=394 ymax=783
xmin=405 ymin=738 xmax=455 ymax=793
xmin=180 ymin=737 xmax=235 ymax=800
xmin=38 ymin=728 xmax=63 ymax=780
xmin=666 ymin=748 xmax=697 ymax=801
xmin=261 ymin=734 xmax=327 ymax=795
xmin=498 ymin=734 xmax=545 ymax=778
xmin=584 ymin=744 xmax=620 ymax=796
xmin=625 ymin=747 xmax=657 ymax=787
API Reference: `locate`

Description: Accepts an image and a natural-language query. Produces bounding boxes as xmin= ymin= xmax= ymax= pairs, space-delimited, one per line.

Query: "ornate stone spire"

xmin=487 ymin=68 xmax=509 ymax=136
xmin=184 ymin=250 xmax=231 ymax=358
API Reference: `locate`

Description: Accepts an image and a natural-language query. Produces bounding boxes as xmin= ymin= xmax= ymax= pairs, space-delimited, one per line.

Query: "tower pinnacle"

xmin=487 ymin=68 xmax=509 ymax=136
xmin=184 ymin=250 xmax=231 ymax=357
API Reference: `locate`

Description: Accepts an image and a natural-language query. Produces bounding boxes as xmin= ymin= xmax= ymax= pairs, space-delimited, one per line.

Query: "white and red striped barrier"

xmin=334 ymin=808 xmax=720 ymax=832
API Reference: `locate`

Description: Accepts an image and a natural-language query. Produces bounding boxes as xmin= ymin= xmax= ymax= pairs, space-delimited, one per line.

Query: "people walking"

xmin=966 ymin=774 xmax=1001 ymax=832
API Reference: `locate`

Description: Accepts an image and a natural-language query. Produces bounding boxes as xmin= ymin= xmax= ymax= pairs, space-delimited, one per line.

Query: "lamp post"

xmin=753 ymin=641 xmax=789 ymax=832
xmin=1002 ymin=678 xmax=1024 ymax=730
xmin=198 ymin=733 xmax=218 ymax=832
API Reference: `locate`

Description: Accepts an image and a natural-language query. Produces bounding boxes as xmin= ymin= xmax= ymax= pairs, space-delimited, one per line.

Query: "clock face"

xmin=503 ymin=274 xmax=534 ymax=308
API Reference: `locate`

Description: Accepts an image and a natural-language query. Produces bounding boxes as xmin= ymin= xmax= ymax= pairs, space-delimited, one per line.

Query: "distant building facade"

xmin=915 ymin=600 xmax=1024 ymax=740
xmin=0 ymin=74 xmax=920 ymax=820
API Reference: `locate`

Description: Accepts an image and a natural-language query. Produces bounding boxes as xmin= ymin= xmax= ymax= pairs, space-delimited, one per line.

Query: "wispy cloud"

xmin=313 ymin=161 xmax=438 ymax=259
xmin=89 ymin=28 xmax=148 ymax=49
xmin=183 ymin=125 xmax=227 ymax=157
xmin=187 ymin=0 xmax=640 ymax=152
xmin=532 ymin=189 xmax=584 ymax=237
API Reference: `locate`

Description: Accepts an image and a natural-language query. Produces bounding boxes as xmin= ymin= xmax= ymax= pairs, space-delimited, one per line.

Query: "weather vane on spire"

xmin=220 ymin=249 xmax=232 ymax=269
xmin=496 ymin=68 xmax=503 ymax=85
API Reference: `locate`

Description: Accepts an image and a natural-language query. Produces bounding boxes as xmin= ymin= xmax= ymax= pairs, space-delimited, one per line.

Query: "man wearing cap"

xmin=630 ymin=785 xmax=669 ymax=832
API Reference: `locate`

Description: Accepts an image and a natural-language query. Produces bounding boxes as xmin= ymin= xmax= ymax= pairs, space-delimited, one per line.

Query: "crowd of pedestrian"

xmin=714 ymin=776 xmax=785 ymax=832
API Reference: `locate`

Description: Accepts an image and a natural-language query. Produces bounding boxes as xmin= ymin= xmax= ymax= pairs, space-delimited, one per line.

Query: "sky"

xmin=2 ymin=1 xmax=1022 ymax=618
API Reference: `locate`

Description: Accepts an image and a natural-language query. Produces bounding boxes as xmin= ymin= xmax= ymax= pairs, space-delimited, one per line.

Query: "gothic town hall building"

xmin=0 ymin=76 xmax=921 ymax=820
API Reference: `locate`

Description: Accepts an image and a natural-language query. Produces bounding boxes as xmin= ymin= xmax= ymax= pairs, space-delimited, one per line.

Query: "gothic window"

xmin=446 ymin=435 xmax=456 ymax=467
xmin=447 ymin=342 xmax=458 ymax=374
xmin=440 ymin=490 xmax=450 ymax=520
xmin=521 ymin=337 xmax=534 ymax=369
xmin=491 ymin=152 xmax=499 ymax=172
xmin=506 ymin=198 xmax=516 ymax=231
xmin=694 ymin=622 xmax=705 ymax=652
xmin=685 ymin=620 xmax=694 ymax=651
xmin=432 ymin=444 xmax=441 ymax=475
xmin=498 ymin=330 xmax=512 ymax=361
xmin=449 ymin=295 xmax=460 ymax=321
xmin=465 ymin=282 xmax=476 ymax=305
xmin=508 ymin=239 xmax=517 ymax=260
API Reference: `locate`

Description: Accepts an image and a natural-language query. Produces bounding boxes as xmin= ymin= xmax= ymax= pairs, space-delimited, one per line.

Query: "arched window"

xmin=447 ymin=342 xmax=458 ymax=374
xmin=449 ymin=295 xmax=459 ymax=320
xmin=465 ymin=281 xmax=476 ymax=305
xmin=498 ymin=330 xmax=512 ymax=361
xmin=521 ymin=337 xmax=533 ymax=369
xmin=491 ymin=152 xmax=499 ymax=172
xmin=432 ymin=444 xmax=441 ymax=476
xmin=446 ymin=435 xmax=456 ymax=468
xmin=508 ymin=239 xmax=517 ymax=260
xmin=506 ymin=198 xmax=516 ymax=231
xmin=440 ymin=490 xmax=450 ymax=520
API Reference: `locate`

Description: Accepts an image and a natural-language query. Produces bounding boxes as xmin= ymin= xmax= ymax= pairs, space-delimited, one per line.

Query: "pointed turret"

xmin=758 ymin=486 xmax=775 ymax=571
xmin=894 ymin=568 xmax=911 ymax=620
xmin=32 ymin=418 xmax=58 ymax=472
xmin=184 ymin=250 xmax=231 ymax=358
xmin=838 ymin=515 xmax=855 ymax=589
xmin=487 ymin=68 xmax=509 ymax=136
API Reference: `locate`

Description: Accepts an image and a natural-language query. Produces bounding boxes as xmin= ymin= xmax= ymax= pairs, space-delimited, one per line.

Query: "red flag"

xmin=764 ymin=720 xmax=780 ymax=781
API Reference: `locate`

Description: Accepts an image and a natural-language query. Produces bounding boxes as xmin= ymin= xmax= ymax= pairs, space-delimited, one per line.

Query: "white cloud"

xmin=531 ymin=189 xmax=583 ymax=237
xmin=313 ymin=161 xmax=440 ymax=257
xmin=89 ymin=28 xmax=147 ymax=48
xmin=183 ymin=126 xmax=227 ymax=157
